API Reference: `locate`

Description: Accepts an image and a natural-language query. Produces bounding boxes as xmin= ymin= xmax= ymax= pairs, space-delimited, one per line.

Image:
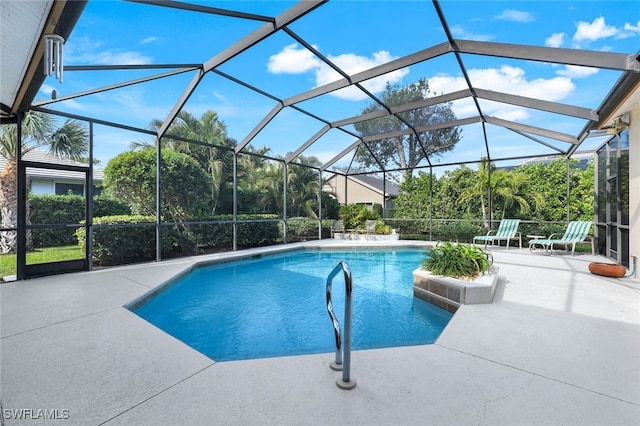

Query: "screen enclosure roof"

xmin=2 ymin=0 xmax=639 ymax=175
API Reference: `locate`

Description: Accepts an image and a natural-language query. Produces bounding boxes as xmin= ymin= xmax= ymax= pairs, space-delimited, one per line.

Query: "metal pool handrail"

xmin=326 ymin=261 xmax=356 ymax=390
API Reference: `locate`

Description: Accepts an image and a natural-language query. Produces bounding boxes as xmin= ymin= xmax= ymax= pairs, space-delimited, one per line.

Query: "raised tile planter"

xmin=412 ymin=267 xmax=500 ymax=312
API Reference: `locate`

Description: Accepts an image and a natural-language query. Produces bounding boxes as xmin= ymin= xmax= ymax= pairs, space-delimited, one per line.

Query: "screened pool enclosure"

xmin=1 ymin=0 xmax=638 ymax=279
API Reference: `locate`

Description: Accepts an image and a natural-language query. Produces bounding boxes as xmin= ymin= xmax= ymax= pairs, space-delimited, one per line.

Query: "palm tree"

xmin=138 ymin=110 xmax=234 ymax=215
xmin=457 ymin=158 xmax=493 ymax=228
xmin=457 ymin=159 xmax=545 ymax=228
xmin=0 ymin=111 xmax=88 ymax=254
xmin=493 ymin=170 xmax=544 ymax=220
xmin=287 ymin=160 xmax=320 ymax=218
xmin=236 ymin=146 xmax=271 ymax=214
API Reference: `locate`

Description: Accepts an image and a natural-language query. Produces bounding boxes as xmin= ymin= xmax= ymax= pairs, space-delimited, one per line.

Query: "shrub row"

xmin=76 ymin=216 xmax=157 ymax=265
xmin=75 ymin=214 xmax=283 ymax=266
xmin=29 ymin=194 xmax=130 ymax=248
xmin=286 ymin=218 xmax=331 ymax=242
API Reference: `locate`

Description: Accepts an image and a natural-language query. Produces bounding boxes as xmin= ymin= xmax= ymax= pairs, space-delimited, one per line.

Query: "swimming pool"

xmin=132 ymin=248 xmax=453 ymax=361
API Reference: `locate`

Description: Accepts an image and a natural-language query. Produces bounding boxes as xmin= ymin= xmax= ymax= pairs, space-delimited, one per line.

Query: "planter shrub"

xmin=422 ymin=241 xmax=491 ymax=279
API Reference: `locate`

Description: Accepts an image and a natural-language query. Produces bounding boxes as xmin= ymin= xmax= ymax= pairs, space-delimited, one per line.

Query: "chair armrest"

xmin=486 ymin=230 xmax=497 ymax=236
xmin=547 ymin=233 xmax=559 ymax=239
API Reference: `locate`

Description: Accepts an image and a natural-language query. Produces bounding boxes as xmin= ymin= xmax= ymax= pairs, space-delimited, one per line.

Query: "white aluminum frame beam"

xmin=475 ymin=88 xmax=598 ymax=120
xmin=456 ymin=39 xmax=640 ymax=72
xmin=485 ymin=116 xmax=578 ymax=144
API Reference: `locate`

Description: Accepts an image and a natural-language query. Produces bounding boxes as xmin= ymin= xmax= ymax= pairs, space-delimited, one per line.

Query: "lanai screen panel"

xmin=34 ymin=68 xmax=198 ymax=131
xmin=482 ymin=124 xmax=568 ymax=164
xmin=180 ymin=71 xmax=281 ymax=149
xmin=299 ymin=128 xmax=360 ymax=170
xmin=246 ymin=108 xmax=327 ymax=159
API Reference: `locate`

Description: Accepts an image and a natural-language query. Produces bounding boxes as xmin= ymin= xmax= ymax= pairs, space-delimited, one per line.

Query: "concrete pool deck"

xmin=1 ymin=240 xmax=639 ymax=425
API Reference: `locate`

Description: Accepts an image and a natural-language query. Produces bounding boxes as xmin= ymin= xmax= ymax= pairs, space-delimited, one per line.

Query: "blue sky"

xmin=37 ymin=0 xmax=640 ymax=172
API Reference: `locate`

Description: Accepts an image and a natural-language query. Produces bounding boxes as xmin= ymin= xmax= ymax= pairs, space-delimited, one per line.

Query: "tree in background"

xmin=0 ymin=111 xmax=88 ymax=253
xmin=393 ymin=157 xmax=592 ymax=224
xmin=136 ymin=110 xmax=235 ymax=215
xmin=103 ymin=149 xmax=212 ymax=222
xmin=491 ymin=169 xmax=544 ymax=221
xmin=353 ymin=79 xmax=461 ymax=181
xmin=394 ymin=166 xmax=480 ymax=220
xmin=287 ymin=157 xmax=322 ymax=218
xmin=518 ymin=158 xmax=593 ymax=222
xmin=456 ymin=159 xmax=493 ymax=227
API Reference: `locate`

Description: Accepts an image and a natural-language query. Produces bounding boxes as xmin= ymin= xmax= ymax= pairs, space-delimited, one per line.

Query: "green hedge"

xmin=75 ymin=216 xmax=156 ymax=266
xmin=189 ymin=214 xmax=281 ymax=249
xmin=75 ymin=214 xmax=283 ymax=266
xmin=286 ymin=218 xmax=331 ymax=242
xmin=29 ymin=194 xmax=130 ymax=248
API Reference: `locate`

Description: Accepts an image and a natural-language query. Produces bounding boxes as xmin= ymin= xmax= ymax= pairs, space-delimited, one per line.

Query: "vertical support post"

xmin=344 ymin=174 xmax=348 ymax=205
xmin=155 ymin=137 xmax=162 ymax=261
xmin=86 ymin=121 xmax=94 ymax=271
xmin=487 ymin=159 xmax=493 ymax=230
xmin=429 ymin=167 xmax=433 ymax=241
xmin=318 ymin=169 xmax=323 ymax=240
xmin=232 ymin=152 xmax=238 ymax=251
xmin=283 ymin=161 xmax=287 ymax=244
xmin=16 ymin=111 xmax=25 ymax=281
xmin=382 ymin=171 xmax=387 ymax=219
xmin=615 ymin=133 xmax=623 ymax=264
xmin=566 ymin=157 xmax=571 ymax=224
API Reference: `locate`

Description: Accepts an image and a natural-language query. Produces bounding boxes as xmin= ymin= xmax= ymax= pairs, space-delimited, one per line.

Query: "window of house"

xmin=55 ymin=182 xmax=84 ymax=195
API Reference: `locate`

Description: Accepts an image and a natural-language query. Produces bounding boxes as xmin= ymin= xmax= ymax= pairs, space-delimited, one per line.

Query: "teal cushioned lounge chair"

xmin=473 ymin=219 xmax=521 ymax=250
xmin=529 ymin=221 xmax=594 ymax=255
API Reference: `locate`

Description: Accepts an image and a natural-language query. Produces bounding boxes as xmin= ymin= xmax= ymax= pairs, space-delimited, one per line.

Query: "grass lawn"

xmin=0 ymin=245 xmax=84 ymax=278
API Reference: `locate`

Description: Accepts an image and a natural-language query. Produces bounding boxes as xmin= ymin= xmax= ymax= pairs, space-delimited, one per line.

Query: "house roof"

xmin=0 ymin=148 xmax=103 ymax=181
xmin=354 ymin=175 xmax=401 ymax=198
xmin=327 ymin=174 xmax=400 ymax=198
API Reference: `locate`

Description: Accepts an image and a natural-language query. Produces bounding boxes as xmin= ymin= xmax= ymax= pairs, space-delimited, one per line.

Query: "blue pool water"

xmin=133 ymin=249 xmax=453 ymax=361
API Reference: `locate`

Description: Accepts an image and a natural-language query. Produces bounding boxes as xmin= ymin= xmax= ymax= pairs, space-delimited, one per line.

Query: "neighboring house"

xmin=0 ymin=149 xmax=103 ymax=196
xmin=324 ymin=174 xmax=400 ymax=212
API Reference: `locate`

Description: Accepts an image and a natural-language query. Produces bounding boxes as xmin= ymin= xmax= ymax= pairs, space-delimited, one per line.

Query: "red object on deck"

xmin=588 ymin=262 xmax=626 ymax=278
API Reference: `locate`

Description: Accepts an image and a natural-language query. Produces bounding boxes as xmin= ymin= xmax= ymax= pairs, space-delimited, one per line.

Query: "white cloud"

xmin=267 ymin=44 xmax=409 ymax=101
xmin=545 ymin=32 xmax=565 ymax=48
xmin=496 ymin=9 xmax=534 ymax=23
xmin=140 ymin=36 xmax=158 ymax=45
xmin=450 ymin=24 xmax=495 ymax=42
xmin=66 ymin=36 xmax=152 ymax=65
xmin=428 ymin=65 xmax=575 ymax=121
xmin=212 ymin=90 xmax=227 ymax=102
xmin=573 ymin=17 xmax=618 ymax=42
xmin=91 ymin=51 xmax=153 ymax=65
xmin=624 ymin=20 xmax=640 ymax=32
xmin=619 ymin=20 xmax=640 ymax=38
xmin=267 ymin=43 xmax=321 ymax=74
xmin=556 ymin=65 xmax=599 ymax=78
